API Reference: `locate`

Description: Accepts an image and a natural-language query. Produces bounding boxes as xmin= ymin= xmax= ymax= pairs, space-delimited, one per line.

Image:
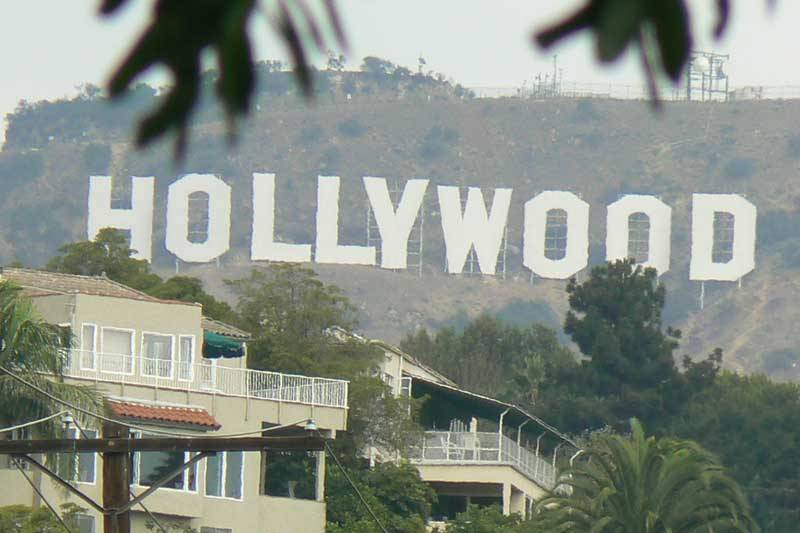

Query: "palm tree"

xmin=0 ymin=280 xmax=98 ymax=436
xmin=534 ymin=419 xmax=759 ymax=533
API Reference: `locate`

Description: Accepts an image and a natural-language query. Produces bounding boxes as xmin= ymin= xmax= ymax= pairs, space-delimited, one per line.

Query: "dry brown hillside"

xmin=2 ymin=92 xmax=800 ymax=379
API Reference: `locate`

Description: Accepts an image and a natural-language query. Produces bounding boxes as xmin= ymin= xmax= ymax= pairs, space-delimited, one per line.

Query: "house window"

xmin=263 ymin=451 xmax=316 ymax=500
xmin=627 ymin=212 xmax=650 ymax=264
xmin=101 ymin=328 xmax=134 ymax=374
xmin=178 ymin=336 xmax=195 ymax=381
xmin=81 ymin=324 xmax=97 ymax=370
xmin=57 ymin=428 xmax=97 ymax=484
xmin=142 ymin=333 xmax=174 ymax=378
xmin=544 ymin=209 xmax=568 ymax=260
xmin=133 ymin=434 xmax=197 ymax=491
xmin=72 ymin=514 xmax=96 ymax=533
xmin=205 ymin=451 xmax=244 ymax=500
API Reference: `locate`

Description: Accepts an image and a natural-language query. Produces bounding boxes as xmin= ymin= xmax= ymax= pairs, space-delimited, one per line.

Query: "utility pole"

xmin=103 ymin=423 xmax=130 ymax=533
xmin=1 ymin=435 xmax=326 ymax=533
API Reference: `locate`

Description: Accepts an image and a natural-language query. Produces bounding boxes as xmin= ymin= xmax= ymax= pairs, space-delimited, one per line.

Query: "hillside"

xmin=2 ymin=78 xmax=800 ymax=379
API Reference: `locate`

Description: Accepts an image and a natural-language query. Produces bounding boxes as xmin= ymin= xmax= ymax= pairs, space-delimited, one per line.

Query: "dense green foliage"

xmin=0 ymin=281 xmax=98 ymax=433
xmin=666 ymin=373 xmax=800 ymax=531
xmin=0 ymin=503 xmax=87 ymax=533
xmin=45 ymin=228 xmax=234 ymax=322
xmin=402 ymin=260 xmax=800 ymax=531
xmin=401 ymin=315 xmax=575 ymax=406
xmin=536 ymin=419 xmax=758 ymax=532
xmin=441 ymin=505 xmax=526 ymax=533
xmin=326 ymin=463 xmax=436 ymax=533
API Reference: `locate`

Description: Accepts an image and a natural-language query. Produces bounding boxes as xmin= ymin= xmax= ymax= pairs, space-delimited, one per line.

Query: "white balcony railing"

xmin=63 ymin=350 xmax=348 ymax=409
xmin=407 ymin=431 xmax=558 ymax=490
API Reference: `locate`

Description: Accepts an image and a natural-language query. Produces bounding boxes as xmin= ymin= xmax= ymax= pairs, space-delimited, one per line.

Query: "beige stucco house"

xmin=369 ymin=338 xmax=577 ymax=525
xmin=0 ymin=268 xmax=349 ymax=533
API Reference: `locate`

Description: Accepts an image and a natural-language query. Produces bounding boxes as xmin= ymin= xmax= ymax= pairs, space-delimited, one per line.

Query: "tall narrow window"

xmin=142 ymin=334 xmax=173 ymax=378
xmin=81 ymin=324 xmax=97 ymax=370
xmin=206 ymin=451 xmax=244 ymax=500
xmin=712 ymin=212 xmax=735 ymax=263
xmin=188 ymin=191 xmax=210 ymax=243
xmin=544 ymin=209 xmax=568 ymax=260
xmin=178 ymin=336 xmax=194 ymax=381
xmin=627 ymin=212 xmax=651 ymax=264
xmin=101 ymin=328 xmax=134 ymax=374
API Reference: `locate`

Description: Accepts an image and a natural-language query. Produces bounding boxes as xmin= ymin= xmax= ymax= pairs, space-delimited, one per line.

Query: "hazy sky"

xmin=0 ymin=1 xmax=798 ymax=140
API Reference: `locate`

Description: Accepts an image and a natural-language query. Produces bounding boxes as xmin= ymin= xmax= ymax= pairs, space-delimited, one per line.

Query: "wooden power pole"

xmin=0 ymin=434 xmax=325 ymax=533
xmin=103 ymin=423 xmax=130 ymax=533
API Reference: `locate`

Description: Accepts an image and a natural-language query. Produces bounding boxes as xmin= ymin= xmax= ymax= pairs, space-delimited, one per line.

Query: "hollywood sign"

xmin=86 ymin=174 xmax=757 ymax=282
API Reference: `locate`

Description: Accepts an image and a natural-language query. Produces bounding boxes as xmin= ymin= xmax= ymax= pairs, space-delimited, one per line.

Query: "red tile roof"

xmin=107 ymin=400 xmax=220 ymax=430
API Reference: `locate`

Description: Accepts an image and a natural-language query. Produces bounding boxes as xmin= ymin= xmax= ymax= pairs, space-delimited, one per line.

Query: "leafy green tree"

xmin=227 ymin=265 xmax=424 ymax=459
xmin=46 ymin=227 xmax=161 ymax=291
xmin=0 ymin=281 xmax=98 ymax=433
xmin=0 ymin=503 xmax=88 ymax=533
xmin=46 ymin=229 xmax=234 ymax=322
xmin=536 ymin=419 xmax=759 ymax=533
xmin=226 ymin=265 xmax=364 ymax=376
xmin=666 ymin=373 xmax=800 ymax=532
xmin=554 ymin=259 xmax=722 ymax=430
xmin=146 ymin=275 xmax=235 ymax=323
xmin=326 ymin=462 xmax=436 ymax=533
xmin=400 ymin=314 xmax=575 ymax=404
xmin=565 ymin=259 xmax=678 ymax=395
xmin=443 ymin=505 xmax=523 ymax=533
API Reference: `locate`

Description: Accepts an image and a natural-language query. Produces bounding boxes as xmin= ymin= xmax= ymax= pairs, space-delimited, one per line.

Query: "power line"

xmin=0 ymin=365 xmax=310 ymax=438
xmin=323 ymin=440 xmax=388 ymax=533
xmin=0 ymin=410 xmax=67 ymax=434
xmin=71 ymin=417 xmax=168 ymax=533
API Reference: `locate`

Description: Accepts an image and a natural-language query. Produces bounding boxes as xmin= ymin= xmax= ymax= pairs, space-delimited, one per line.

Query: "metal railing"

xmin=62 ymin=350 xmax=348 ymax=409
xmin=407 ymin=431 xmax=557 ymax=490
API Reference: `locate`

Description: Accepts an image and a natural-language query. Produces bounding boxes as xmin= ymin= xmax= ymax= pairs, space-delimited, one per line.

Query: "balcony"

xmin=63 ymin=350 xmax=348 ymax=409
xmin=407 ymin=431 xmax=558 ymax=490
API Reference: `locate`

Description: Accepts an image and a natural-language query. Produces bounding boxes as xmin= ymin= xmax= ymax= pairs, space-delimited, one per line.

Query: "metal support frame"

xmin=13 ymin=454 xmax=105 ymax=514
xmin=516 ymin=420 xmax=530 ymax=446
xmin=12 ymin=457 xmax=74 ymax=533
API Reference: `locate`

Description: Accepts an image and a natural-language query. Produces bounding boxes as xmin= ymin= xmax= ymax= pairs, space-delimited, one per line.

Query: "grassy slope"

xmin=2 ymin=95 xmax=800 ymax=377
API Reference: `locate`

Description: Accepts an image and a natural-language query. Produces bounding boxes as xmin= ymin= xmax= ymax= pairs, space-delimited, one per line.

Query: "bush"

xmin=787 ymin=135 xmax=800 ymax=158
xmin=337 ymin=118 xmax=367 ymax=138
xmin=83 ymin=143 xmax=112 ymax=173
xmin=0 ymin=152 xmax=44 ymax=188
xmin=722 ymin=157 xmax=757 ymax=180
xmin=571 ymin=99 xmax=599 ymax=122
xmin=418 ymin=125 xmax=460 ymax=161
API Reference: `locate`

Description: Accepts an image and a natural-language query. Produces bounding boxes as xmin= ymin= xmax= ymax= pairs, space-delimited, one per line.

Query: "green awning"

xmin=203 ymin=330 xmax=245 ymax=359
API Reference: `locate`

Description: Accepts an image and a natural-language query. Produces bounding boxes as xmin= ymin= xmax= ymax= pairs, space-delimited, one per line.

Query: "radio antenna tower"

xmin=685 ymin=51 xmax=730 ymax=102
